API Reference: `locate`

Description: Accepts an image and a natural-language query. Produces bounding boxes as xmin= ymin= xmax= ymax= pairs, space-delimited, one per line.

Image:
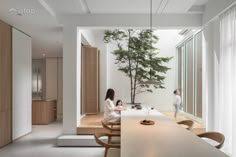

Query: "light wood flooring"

xmin=77 ymin=112 xmax=205 ymax=135
xmin=163 ymin=112 xmax=205 ymax=135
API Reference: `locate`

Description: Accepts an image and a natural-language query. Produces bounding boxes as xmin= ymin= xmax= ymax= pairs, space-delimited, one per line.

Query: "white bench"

xmin=57 ymin=135 xmax=107 ymax=147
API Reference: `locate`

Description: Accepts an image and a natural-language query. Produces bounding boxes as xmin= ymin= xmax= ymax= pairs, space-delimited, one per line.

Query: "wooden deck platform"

xmin=77 ymin=112 xmax=205 ymax=135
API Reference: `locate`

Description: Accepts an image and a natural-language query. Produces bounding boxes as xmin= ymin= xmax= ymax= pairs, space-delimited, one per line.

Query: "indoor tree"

xmin=104 ymin=29 xmax=172 ymax=104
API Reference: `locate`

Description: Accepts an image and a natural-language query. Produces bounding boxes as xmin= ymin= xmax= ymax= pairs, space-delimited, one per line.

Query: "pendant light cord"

xmin=150 ymin=0 xmax=152 ymax=32
xmin=150 ymin=0 xmax=153 ymax=80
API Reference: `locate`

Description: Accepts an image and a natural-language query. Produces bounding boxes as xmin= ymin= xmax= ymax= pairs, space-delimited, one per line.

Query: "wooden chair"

xmin=197 ymin=132 xmax=225 ymax=149
xmin=101 ymin=120 xmax=120 ymax=144
xmin=177 ymin=120 xmax=194 ymax=130
xmin=101 ymin=120 xmax=120 ymax=133
xmin=94 ymin=132 xmax=120 ymax=157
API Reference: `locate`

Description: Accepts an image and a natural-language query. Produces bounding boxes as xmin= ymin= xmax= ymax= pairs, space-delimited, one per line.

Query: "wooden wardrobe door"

xmin=82 ymin=46 xmax=99 ymax=114
xmin=0 ymin=20 xmax=12 ymax=148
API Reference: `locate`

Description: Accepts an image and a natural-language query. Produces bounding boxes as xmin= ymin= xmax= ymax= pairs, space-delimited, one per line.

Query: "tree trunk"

xmin=128 ymin=30 xmax=133 ymax=104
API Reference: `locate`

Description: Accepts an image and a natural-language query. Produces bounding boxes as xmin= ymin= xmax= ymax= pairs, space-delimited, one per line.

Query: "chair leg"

xmin=104 ymin=148 xmax=109 ymax=157
xmin=108 ymin=136 xmax=111 ymax=144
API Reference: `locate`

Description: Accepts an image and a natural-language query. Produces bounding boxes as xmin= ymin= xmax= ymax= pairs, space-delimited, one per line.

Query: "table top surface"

xmin=121 ymin=109 xmax=229 ymax=157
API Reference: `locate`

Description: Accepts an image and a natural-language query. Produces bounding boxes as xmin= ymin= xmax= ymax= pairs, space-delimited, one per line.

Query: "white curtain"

xmin=219 ymin=5 xmax=236 ymax=155
xmin=203 ymin=4 xmax=236 ymax=156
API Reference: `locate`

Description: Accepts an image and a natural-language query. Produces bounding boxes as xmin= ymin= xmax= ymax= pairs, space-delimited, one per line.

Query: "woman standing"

xmin=104 ymin=89 xmax=125 ymax=123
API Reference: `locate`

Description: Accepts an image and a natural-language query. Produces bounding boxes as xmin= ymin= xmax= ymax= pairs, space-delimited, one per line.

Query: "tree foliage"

xmin=104 ymin=29 xmax=172 ymax=104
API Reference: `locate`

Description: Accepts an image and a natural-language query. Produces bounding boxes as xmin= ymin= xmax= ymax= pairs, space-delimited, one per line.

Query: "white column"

xmin=63 ymin=25 xmax=81 ymax=134
xmin=12 ymin=28 xmax=32 ymax=140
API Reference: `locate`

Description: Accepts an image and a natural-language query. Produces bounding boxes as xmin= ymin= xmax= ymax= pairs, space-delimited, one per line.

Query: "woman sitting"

xmin=104 ymin=89 xmax=125 ymax=123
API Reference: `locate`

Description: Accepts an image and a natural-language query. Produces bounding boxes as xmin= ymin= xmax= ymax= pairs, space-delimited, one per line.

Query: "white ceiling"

xmin=0 ymin=0 xmax=209 ymax=58
xmin=86 ymin=0 xmax=162 ymax=14
xmin=194 ymin=0 xmax=209 ymax=5
xmin=0 ymin=0 xmax=62 ymax=58
xmin=86 ymin=0 xmax=203 ymax=14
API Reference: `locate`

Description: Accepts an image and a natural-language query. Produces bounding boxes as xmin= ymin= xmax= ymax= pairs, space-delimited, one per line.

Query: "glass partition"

xmin=195 ymin=32 xmax=203 ymax=118
xmin=186 ymin=38 xmax=194 ymax=115
xmin=177 ymin=31 xmax=202 ymax=118
xmin=178 ymin=46 xmax=186 ymax=111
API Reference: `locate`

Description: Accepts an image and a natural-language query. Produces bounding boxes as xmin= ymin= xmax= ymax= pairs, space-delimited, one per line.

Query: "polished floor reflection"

xmin=0 ymin=121 xmax=104 ymax=157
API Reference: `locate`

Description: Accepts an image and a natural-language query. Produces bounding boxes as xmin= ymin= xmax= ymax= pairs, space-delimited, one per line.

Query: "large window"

xmin=177 ymin=31 xmax=202 ymax=118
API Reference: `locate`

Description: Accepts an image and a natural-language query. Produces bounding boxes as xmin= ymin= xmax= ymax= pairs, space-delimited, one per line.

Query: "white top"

xmin=121 ymin=109 xmax=229 ymax=157
xmin=174 ymin=95 xmax=181 ymax=106
xmin=104 ymin=99 xmax=120 ymax=122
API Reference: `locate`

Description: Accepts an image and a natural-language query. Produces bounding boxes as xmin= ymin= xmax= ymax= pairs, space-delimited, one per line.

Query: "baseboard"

xmin=13 ymin=131 xmax=32 ymax=141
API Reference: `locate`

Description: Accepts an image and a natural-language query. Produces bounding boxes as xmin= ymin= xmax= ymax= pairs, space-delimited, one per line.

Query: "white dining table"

xmin=121 ymin=109 xmax=229 ymax=157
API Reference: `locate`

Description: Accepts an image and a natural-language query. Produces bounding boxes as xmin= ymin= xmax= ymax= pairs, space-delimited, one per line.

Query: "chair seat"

xmin=197 ymin=131 xmax=225 ymax=149
xmin=201 ymin=137 xmax=220 ymax=147
xmin=107 ymin=148 xmax=120 ymax=157
xmin=177 ymin=120 xmax=194 ymax=130
xmin=179 ymin=124 xmax=189 ymax=129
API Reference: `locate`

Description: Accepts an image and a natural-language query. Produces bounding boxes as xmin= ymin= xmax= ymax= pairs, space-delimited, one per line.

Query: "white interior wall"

xmin=80 ymin=29 xmax=96 ymax=46
xmin=57 ymin=58 xmax=63 ymax=120
xmin=76 ymin=28 xmax=82 ymax=126
xmin=63 ymin=26 xmax=79 ymax=134
xmin=12 ymin=28 xmax=32 ymax=140
xmin=45 ymin=57 xmax=63 ymax=120
xmin=46 ymin=58 xmax=58 ymax=100
xmin=107 ymin=30 xmax=183 ymax=111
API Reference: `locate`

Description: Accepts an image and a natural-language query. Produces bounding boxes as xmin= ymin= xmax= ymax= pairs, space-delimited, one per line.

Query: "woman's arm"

xmin=115 ymin=106 xmax=127 ymax=111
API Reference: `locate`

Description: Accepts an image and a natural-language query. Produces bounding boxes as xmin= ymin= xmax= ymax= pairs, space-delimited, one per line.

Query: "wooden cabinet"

xmin=81 ymin=46 xmax=100 ymax=115
xmin=32 ymin=100 xmax=57 ymax=125
xmin=0 ymin=20 xmax=12 ymax=148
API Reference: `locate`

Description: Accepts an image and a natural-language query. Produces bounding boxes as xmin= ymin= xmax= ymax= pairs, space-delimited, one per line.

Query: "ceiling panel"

xmin=194 ymin=0 xmax=208 ymax=6
xmin=162 ymin=0 xmax=197 ymax=13
xmin=45 ymin=0 xmax=87 ymax=14
xmin=86 ymin=0 xmax=162 ymax=14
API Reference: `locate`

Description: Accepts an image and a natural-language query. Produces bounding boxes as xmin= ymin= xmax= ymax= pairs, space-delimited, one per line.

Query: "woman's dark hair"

xmin=105 ymin=88 xmax=115 ymax=101
xmin=116 ymin=100 xmax=122 ymax=106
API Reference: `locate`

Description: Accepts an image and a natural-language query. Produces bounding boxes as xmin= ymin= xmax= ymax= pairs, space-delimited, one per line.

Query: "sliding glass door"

xmin=186 ymin=38 xmax=194 ymax=115
xmin=195 ymin=32 xmax=203 ymax=118
xmin=178 ymin=46 xmax=186 ymax=111
xmin=177 ymin=31 xmax=203 ymax=118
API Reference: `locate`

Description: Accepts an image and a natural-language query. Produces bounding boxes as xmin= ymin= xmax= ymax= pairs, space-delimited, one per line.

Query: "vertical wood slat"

xmin=81 ymin=46 xmax=100 ymax=115
xmin=0 ymin=20 xmax=12 ymax=148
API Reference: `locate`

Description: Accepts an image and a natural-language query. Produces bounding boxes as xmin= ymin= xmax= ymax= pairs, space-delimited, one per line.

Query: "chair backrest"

xmin=177 ymin=120 xmax=194 ymax=130
xmin=197 ymin=132 xmax=225 ymax=149
xmin=94 ymin=132 xmax=120 ymax=149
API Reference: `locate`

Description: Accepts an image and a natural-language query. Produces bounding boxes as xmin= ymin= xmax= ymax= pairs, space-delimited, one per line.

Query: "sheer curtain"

xmin=203 ymin=4 xmax=236 ymax=156
xmin=218 ymin=4 xmax=236 ymax=155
